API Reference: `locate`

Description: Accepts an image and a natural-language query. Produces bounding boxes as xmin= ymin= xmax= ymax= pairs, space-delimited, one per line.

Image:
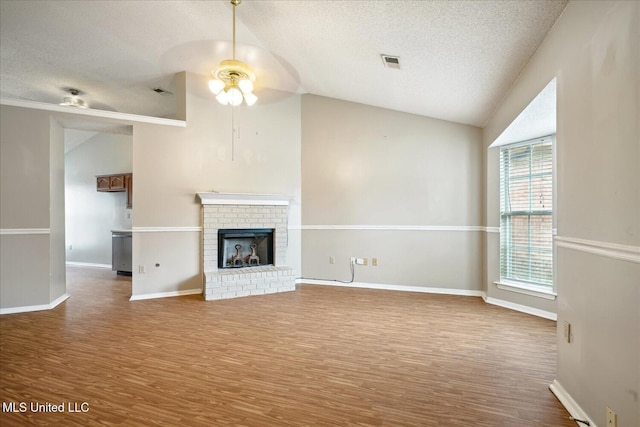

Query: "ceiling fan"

xmin=207 ymin=0 xmax=257 ymax=107
xmin=59 ymin=88 xmax=88 ymax=109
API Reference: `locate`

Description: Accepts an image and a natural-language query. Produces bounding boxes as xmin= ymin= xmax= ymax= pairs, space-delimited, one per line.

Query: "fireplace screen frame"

xmin=218 ymin=228 xmax=275 ymax=269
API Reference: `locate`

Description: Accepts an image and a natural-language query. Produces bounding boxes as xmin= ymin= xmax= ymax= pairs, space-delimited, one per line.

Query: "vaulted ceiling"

xmin=0 ymin=0 xmax=567 ymax=127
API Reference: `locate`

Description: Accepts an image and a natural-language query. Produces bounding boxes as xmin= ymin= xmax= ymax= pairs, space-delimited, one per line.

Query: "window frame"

xmin=497 ymin=136 xmax=556 ymax=298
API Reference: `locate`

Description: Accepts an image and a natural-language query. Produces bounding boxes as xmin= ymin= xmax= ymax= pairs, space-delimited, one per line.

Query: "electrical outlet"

xmin=138 ymin=265 xmax=146 ymax=274
xmin=355 ymin=258 xmax=365 ymax=265
xmin=606 ymin=407 xmax=616 ymax=427
xmin=564 ymin=321 xmax=572 ymax=343
xmin=363 ymin=258 xmax=368 ymax=266
xmin=372 ymin=257 xmax=378 ymax=266
xmin=329 ymin=256 xmax=335 ymax=264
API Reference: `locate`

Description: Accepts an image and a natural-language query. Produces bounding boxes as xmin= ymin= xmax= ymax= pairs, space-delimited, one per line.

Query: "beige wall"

xmin=301 ymin=95 xmax=483 ymax=290
xmin=483 ymin=1 xmax=640 ymax=425
xmin=0 ymin=110 xmax=67 ymax=309
xmin=131 ymin=72 xmax=302 ymax=297
xmin=0 ymin=107 xmax=51 ymax=228
xmin=0 ymin=106 xmax=56 ymax=309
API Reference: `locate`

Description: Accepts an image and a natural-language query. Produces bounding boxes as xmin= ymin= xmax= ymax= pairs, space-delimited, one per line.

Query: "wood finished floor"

xmin=0 ymin=266 xmax=574 ymax=426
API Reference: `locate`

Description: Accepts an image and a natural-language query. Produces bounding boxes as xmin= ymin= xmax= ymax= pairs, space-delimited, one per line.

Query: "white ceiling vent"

xmin=381 ymin=54 xmax=400 ymax=69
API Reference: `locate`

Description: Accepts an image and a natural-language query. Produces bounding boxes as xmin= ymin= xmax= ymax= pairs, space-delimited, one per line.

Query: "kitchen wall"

xmin=65 ymin=131 xmax=133 ymax=267
xmin=301 ymin=95 xmax=483 ymax=292
xmin=483 ymin=1 xmax=639 ymax=425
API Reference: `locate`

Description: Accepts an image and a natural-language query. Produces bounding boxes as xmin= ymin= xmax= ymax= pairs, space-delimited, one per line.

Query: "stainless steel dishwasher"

xmin=112 ymin=231 xmax=132 ymax=274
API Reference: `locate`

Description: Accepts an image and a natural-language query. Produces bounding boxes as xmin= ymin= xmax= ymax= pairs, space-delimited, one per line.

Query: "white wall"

xmin=65 ymin=131 xmax=133 ymax=266
xmin=483 ymin=1 xmax=640 ymax=425
xmin=301 ymin=95 xmax=483 ymax=291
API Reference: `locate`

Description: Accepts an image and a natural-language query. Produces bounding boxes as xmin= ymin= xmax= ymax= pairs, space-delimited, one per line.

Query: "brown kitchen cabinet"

xmin=96 ymin=173 xmax=133 ymax=208
xmin=125 ymin=174 xmax=133 ymax=209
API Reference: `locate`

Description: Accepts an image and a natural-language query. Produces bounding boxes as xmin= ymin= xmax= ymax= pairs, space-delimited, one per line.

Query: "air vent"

xmin=381 ymin=54 xmax=400 ymax=69
xmin=152 ymin=88 xmax=173 ymax=96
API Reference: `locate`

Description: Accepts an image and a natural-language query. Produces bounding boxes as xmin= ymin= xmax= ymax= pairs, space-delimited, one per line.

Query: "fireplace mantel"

xmin=197 ymin=192 xmax=291 ymax=206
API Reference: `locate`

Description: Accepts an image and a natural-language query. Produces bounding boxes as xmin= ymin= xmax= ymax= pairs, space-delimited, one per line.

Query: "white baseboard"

xmin=129 ymin=288 xmax=202 ymax=301
xmin=66 ymin=261 xmax=112 ymax=269
xmin=297 ymin=279 xmax=484 ymax=297
xmin=482 ymin=293 xmax=557 ymax=320
xmin=0 ymin=293 xmax=69 ymax=315
xmin=549 ymin=379 xmax=596 ymax=427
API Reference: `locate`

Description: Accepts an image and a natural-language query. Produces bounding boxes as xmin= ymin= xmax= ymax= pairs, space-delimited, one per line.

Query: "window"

xmin=500 ymin=138 xmax=553 ymax=287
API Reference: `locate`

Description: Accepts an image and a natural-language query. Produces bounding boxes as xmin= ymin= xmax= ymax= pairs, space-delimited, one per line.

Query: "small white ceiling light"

xmin=60 ymin=88 xmax=88 ymax=109
xmin=208 ymin=0 xmax=257 ymax=107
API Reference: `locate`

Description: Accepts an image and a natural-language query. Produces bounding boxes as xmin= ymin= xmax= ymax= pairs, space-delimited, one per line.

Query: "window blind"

xmin=500 ymin=139 xmax=553 ymax=286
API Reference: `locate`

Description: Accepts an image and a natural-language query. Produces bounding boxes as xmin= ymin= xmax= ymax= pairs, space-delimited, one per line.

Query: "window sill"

xmin=494 ymin=281 xmax=557 ymax=300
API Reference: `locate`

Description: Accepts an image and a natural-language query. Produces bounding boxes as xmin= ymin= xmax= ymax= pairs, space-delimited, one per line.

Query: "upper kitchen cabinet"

xmin=97 ymin=173 xmax=133 ymax=208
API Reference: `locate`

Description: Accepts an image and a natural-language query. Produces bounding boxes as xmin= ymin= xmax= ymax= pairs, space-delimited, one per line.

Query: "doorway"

xmin=63 ymin=123 xmax=133 ymax=294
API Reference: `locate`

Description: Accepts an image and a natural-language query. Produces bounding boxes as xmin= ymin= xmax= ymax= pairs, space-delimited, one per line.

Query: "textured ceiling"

xmin=0 ymin=0 xmax=567 ymax=127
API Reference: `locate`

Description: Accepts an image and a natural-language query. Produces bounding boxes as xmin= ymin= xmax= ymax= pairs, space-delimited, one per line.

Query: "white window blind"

xmin=500 ymin=139 xmax=553 ymax=287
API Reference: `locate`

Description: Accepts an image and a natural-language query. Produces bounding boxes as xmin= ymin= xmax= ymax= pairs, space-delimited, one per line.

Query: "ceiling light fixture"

xmin=60 ymin=88 xmax=88 ymax=109
xmin=208 ymin=0 xmax=257 ymax=107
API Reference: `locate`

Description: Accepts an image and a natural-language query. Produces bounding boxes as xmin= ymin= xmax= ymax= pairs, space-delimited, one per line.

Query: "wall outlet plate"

xmin=606 ymin=407 xmax=616 ymax=427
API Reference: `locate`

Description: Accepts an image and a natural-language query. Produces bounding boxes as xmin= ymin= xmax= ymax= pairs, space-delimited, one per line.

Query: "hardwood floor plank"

xmin=0 ymin=266 xmax=575 ymax=426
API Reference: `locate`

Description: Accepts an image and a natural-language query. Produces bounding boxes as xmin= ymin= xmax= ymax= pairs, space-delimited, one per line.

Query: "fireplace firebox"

xmin=218 ymin=229 xmax=274 ymax=269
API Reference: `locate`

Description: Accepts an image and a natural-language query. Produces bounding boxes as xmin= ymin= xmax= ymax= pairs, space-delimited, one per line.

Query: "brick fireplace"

xmin=197 ymin=193 xmax=296 ymax=301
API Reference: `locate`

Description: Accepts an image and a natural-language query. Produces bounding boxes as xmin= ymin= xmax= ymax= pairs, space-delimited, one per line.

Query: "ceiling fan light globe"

xmin=208 ymin=79 xmax=225 ymax=95
xmin=227 ymin=87 xmax=243 ymax=106
xmin=244 ymin=92 xmax=258 ymax=106
xmin=215 ymin=91 xmax=229 ymax=105
xmin=238 ymin=79 xmax=253 ymax=94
